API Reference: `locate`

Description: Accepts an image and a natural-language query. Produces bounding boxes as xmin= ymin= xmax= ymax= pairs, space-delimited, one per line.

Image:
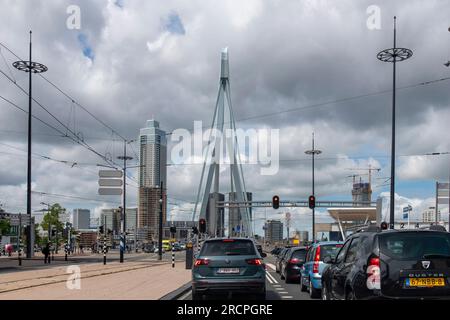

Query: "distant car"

xmin=300 ymin=241 xmax=343 ymax=298
xmin=192 ymin=238 xmax=267 ymax=300
xmin=255 ymin=244 xmax=264 ymax=256
xmin=271 ymin=247 xmax=281 ymax=255
xmin=280 ymin=247 xmax=308 ymax=283
xmin=321 ymin=228 xmax=450 ymax=300
xmin=275 ymin=248 xmax=290 ymax=273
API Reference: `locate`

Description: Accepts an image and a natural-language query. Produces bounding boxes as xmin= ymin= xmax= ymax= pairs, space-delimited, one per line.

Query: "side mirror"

xmin=261 ymin=252 xmax=267 ymax=258
xmin=323 ymin=256 xmax=334 ymax=264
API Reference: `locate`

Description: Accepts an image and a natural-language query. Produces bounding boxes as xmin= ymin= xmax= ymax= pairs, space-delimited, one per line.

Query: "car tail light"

xmin=194 ymin=258 xmax=210 ymax=266
xmin=366 ymin=256 xmax=381 ymax=290
xmin=289 ymin=258 xmax=300 ymax=264
xmin=223 ymin=239 xmax=234 ymax=242
xmin=369 ymin=257 xmax=380 ymax=268
xmin=246 ymin=258 xmax=263 ymax=265
xmin=313 ymin=246 xmax=321 ymax=273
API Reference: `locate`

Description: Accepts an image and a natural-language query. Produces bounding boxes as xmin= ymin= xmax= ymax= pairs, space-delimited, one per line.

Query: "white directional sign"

xmin=98 ymin=170 xmax=123 ymax=196
xmin=98 ymin=188 xmax=122 ymax=196
xmin=99 ymin=170 xmax=123 ymax=178
xmin=98 ymin=179 xmax=123 ymax=187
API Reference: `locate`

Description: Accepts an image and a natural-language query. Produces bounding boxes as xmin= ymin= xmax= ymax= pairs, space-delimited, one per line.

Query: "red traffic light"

xmin=272 ymin=195 xmax=280 ymax=209
xmin=308 ymin=195 xmax=316 ymax=209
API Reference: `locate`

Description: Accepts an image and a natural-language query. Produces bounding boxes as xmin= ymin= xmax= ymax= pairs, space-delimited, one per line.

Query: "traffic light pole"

xmin=305 ymin=133 xmax=322 ymax=243
xmin=118 ymin=142 xmax=133 ymax=263
xmin=158 ymin=181 xmax=164 ymax=261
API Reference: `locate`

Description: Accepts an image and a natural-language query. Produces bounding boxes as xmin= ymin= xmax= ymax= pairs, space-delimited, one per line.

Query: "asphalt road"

xmin=179 ymin=254 xmax=313 ymax=301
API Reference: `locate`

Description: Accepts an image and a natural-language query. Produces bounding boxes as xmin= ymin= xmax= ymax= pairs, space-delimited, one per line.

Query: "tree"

xmin=41 ymin=204 xmax=66 ymax=249
xmin=0 ymin=219 xmax=11 ymax=242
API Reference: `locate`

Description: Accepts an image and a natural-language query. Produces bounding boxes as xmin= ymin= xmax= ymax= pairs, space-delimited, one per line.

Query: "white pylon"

xmin=192 ymin=48 xmax=252 ymax=238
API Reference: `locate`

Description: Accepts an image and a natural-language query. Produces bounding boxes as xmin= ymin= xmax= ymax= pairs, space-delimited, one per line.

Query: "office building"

xmin=72 ymin=209 xmax=91 ymax=230
xmin=422 ymin=207 xmax=441 ymax=223
xmin=264 ymin=220 xmax=283 ymax=243
xmin=137 ymin=120 xmax=167 ymax=241
xmin=228 ymin=192 xmax=252 ymax=237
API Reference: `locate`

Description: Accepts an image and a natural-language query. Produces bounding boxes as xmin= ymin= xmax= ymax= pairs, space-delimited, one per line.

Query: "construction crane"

xmin=346 ymin=164 xmax=381 ymax=186
xmin=346 ymin=173 xmax=369 ymax=184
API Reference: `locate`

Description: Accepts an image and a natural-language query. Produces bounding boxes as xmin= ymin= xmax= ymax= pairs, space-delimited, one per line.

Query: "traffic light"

xmin=272 ymin=196 xmax=280 ymax=209
xmin=199 ymin=219 xmax=206 ymax=234
xmin=170 ymin=226 xmax=177 ymax=234
xmin=308 ymin=195 xmax=316 ymax=209
xmin=99 ymin=226 xmax=104 ymax=234
xmin=192 ymin=226 xmax=199 ymax=235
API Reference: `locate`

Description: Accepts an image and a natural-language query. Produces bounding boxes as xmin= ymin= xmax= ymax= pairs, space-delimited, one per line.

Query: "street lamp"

xmin=305 ymin=133 xmax=322 ymax=243
xmin=13 ymin=31 xmax=48 ymax=258
xmin=377 ymin=17 xmax=413 ymax=230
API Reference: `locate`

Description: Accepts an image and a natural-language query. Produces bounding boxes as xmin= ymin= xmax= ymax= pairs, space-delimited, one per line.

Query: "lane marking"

xmin=281 ymin=296 xmax=294 ymax=299
xmin=265 ymin=272 xmax=274 ymax=284
xmin=275 ymin=288 xmax=285 ymax=291
xmin=267 ymin=263 xmax=276 ymax=271
xmin=178 ymin=291 xmax=192 ymax=300
xmin=265 ymin=271 xmax=278 ymax=284
xmin=279 ymin=291 xmax=289 ymax=294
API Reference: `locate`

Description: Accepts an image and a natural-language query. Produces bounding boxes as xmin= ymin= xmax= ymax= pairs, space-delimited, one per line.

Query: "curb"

xmin=159 ymin=281 xmax=192 ymax=300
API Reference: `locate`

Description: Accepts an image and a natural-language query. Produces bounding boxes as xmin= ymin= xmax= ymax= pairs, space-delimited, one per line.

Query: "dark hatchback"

xmin=280 ymin=247 xmax=308 ymax=283
xmin=192 ymin=238 xmax=266 ymax=300
xmin=321 ymin=228 xmax=450 ymax=300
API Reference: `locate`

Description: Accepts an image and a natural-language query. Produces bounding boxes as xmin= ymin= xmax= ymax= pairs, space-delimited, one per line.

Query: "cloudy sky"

xmin=0 ymin=0 xmax=449 ymax=236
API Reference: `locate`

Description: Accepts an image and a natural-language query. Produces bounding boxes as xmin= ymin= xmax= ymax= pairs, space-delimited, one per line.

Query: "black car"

xmin=280 ymin=247 xmax=308 ymax=283
xmin=271 ymin=247 xmax=281 ymax=255
xmin=321 ymin=227 xmax=450 ymax=300
xmin=275 ymin=248 xmax=290 ymax=273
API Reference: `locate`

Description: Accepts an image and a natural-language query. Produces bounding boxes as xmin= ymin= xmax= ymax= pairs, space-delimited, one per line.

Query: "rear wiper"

xmin=422 ymin=254 xmax=450 ymax=259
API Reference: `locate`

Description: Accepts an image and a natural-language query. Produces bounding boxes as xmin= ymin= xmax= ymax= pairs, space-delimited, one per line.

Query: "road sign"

xmin=98 ymin=179 xmax=123 ymax=187
xmin=99 ymin=170 xmax=123 ymax=178
xmin=98 ymin=188 xmax=122 ymax=196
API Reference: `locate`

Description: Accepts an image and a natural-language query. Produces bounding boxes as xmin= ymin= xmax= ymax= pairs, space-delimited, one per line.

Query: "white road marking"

xmin=267 ymin=263 xmax=276 ymax=271
xmin=281 ymin=296 xmax=294 ymax=299
xmin=279 ymin=291 xmax=289 ymax=294
xmin=266 ymin=272 xmax=274 ymax=284
xmin=265 ymin=271 xmax=278 ymax=284
xmin=178 ymin=291 xmax=192 ymax=300
xmin=275 ymin=288 xmax=284 ymax=291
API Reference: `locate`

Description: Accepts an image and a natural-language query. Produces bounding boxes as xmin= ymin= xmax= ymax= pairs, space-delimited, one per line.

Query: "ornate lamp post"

xmin=13 ymin=31 xmax=48 ymax=258
xmin=377 ymin=17 xmax=413 ymax=229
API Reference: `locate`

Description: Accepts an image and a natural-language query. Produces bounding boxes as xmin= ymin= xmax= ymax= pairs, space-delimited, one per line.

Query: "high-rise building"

xmin=139 ymin=120 xmax=167 ymax=188
xmin=72 ymin=209 xmax=91 ymax=230
xmin=138 ymin=120 xmax=167 ymax=241
xmin=264 ymin=220 xmax=283 ymax=243
xmin=422 ymin=207 xmax=441 ymax=223
xmin=229 ymin=192 xmax=252 ymax=237
xmin=352 ymin=183 xmax=371 ymax=205
xmin=101 ymin=209 xmax=121 ymax=234
xmin=205 ymin=193 xmax=225 ymax=237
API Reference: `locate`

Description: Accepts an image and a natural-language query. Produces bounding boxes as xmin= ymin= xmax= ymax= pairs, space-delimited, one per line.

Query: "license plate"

xmin=406 ymin=278 xmax=445 ymax=287
xmin=217 ymin=268 xmax=240 ymax=274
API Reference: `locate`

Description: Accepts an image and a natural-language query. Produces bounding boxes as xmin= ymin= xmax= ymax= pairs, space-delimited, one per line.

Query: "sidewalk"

xmin=0 ymin=260 xmax=191 ymax=300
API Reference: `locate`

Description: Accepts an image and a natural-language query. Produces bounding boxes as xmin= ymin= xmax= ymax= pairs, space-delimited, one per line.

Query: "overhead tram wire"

xmin=0 ymin=41 xmax=128 ymax=142
xmin=164 ymin=76 xmax=450 ymax=136
xmin=32 ymin=191 xmax=121 ymax=205
xmin=0 ymin=69 xmax=119 ymax=169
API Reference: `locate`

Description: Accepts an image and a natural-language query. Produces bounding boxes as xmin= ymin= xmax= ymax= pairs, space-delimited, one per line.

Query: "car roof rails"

xmin=428 ymin=225 xmax=447 ymax=232
xmin=355 ymin=224 xmax=380 ymax=233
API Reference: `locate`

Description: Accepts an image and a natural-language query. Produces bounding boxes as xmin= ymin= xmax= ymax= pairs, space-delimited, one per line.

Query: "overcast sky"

xmin=0 ymin=0 xmax=449 ymax=236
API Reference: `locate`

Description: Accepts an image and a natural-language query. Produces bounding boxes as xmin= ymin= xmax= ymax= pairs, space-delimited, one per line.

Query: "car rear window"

xmin=292 ymin=249 xmax=307 ymax=260
xmin=379 ymin=232 xmax=450 ymax=260
xmin=201 ymin=240 xmax=256 ymax=256
xmin=320 ymin=244 xmax=343 ymax=260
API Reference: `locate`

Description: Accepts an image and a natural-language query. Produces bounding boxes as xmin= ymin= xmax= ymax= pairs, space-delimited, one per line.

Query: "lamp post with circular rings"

xmin=13 ymin=31 xmax=48 ymax=258
xmin=377 ymin=17 xmax=413 ymax=230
